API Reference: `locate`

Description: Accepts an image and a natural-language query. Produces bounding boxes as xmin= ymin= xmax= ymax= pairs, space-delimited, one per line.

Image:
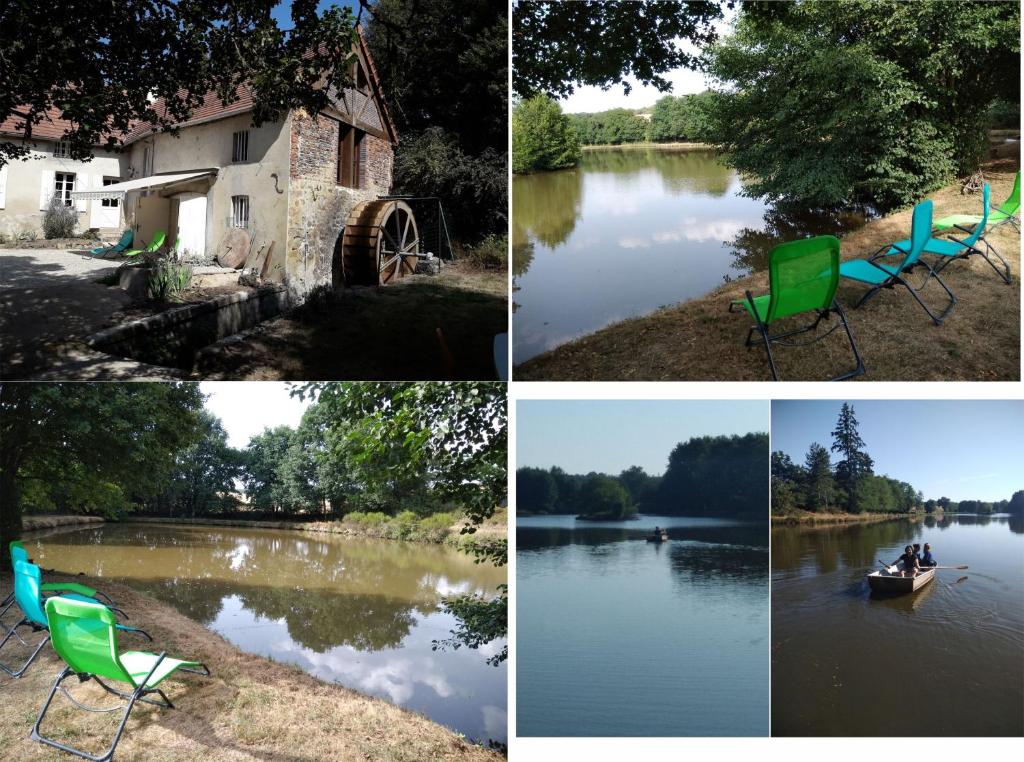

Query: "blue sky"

xmin=772 ymin=400 xmax=1024 ymax=502
xmin=517 ymin=400 xmax=768 ymax=476
xmin=271 ymin=1 xmax=361 ymax=30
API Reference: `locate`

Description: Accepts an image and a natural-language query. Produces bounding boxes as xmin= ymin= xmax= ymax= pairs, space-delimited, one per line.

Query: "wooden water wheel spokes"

xmin=378 ymin=202 xmax=420 ymax=283
xmin=340 ymin=200 xmax=420 ymax=286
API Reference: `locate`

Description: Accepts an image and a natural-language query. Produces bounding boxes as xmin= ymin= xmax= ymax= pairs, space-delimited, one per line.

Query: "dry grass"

xmin=771 ymin=511 xmax=910 ymax=525
xmin=516 ymin=158 xmax=1020 ymax=381
xmin=0 ymin=574 xmax=501 ymax=762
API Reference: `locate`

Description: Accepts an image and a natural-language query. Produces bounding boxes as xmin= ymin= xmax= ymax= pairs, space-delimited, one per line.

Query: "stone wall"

xmin=285 ymin=110 xmax=394 ymax=299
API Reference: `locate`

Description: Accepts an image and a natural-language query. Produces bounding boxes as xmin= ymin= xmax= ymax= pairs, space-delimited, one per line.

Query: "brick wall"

xmin=284 ymin=110 xmax=395 ymax=299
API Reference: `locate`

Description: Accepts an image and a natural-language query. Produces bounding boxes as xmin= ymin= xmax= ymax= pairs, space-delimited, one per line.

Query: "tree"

xmin=512 ymin=95 xmax=582 ymax=173
xmin=830 ymin=403 xmax=873 ymax=512
xmin=156 ymin=412 xmax=242 ymax=518
xmin=617 ymin=466 xmax=659 ymax=509
xmin=243 ymin=426 xmax=298 ymax=513
xmin=295 ymin=382 xmax=507 ymax=664
xmin=577 ymin=474 xmax=635 ymax=520
xmin=704 ymin=1 xmax=1020 ymax=210
xmin=365 ymin=0 xmax=507 ymax=241
xmin=804 ymin=443 xmax=836 ymax=512
xmin=0 ymin=383 xmax=204 ymax=568
xmin=516 ymin=467 xmax=558 ymax=514
xmin=1 ymin=1 xmax=359 ymax=167
xmin=649 ymin=92 xmax=720 ymax=143
xmin=513 ymin=1 xmax=724 ymax=99
xmin=1009 ymin=490 xmax=1024 ymax=516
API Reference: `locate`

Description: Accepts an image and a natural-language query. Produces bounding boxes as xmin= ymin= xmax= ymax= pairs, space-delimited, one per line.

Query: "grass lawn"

xmin=0 ymin=573 xmax=501 ymax=762
xmin=516 ymin=158 xmax=1020 ymax=381
xmin=196 ymin=262 xmax=507 ymax=380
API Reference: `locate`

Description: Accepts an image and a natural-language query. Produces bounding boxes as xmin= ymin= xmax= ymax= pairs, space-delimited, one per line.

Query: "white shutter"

xmin=39 ymin=169 xmax=54 ymax=210
xmin=0 ymin=164 xmax=7 ymax=209
xmin=75 ymin=173 xmax=88 ymax=212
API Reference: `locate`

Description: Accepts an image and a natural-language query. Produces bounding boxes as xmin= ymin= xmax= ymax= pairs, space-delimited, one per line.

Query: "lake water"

xmin=25 ymin=523 xmax=508 ymax=745
xmin=516 ymin=514 xmax=769 ymax=736
xmin=512 ymin=148 xmax=871 ymax=363
xmin=772 ymin=514 xmax=1024 ymax=736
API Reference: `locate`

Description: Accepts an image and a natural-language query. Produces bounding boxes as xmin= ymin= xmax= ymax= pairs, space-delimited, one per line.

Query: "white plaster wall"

xmin=0 ymin=142 xmax=128 ymax=236
xmin=124 ymin=114 xmax=290 ymax=261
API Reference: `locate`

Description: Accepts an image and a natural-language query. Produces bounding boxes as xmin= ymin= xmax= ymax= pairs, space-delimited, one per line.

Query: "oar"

xmin=927 ymin=565 xmax=969 ymax=570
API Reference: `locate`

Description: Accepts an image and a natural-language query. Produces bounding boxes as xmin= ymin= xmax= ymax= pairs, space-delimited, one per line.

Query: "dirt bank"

xmin=22 ymin=515 xmax=105 ymax=531
xmin=0 ymin=573 xmax=501 ymax=761
xmin=516 ymin=157 xmax=1020 ymax=381
xmin=771 ymin=511 xmax=910 ymax=526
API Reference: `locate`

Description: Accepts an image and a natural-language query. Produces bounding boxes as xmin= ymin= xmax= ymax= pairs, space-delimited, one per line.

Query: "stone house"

xmin=1 ymin=30 xmax=398 ymax=301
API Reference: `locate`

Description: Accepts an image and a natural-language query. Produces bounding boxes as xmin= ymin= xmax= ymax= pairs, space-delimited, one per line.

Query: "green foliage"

xmin=577 ymin=473 xmax=635 ymax=520
xmin=147 ymin=257 xmax=193 ymax=301
xmin=513 ymin=0 xmax=724 ymax=99
xmin=568 ymin=108 xmax=648 ymax=146
xmin=512 ymin=95 xmax=582 ymax=173
xmin=434 ymin=584 xmax=507 ymax=667
xmin=650 ymin=433 xmax=769 ymax=518
xmin=704 ymin=0 xmax=1020 ymax=210
xmin=987 ymin=99 xmax=1021 ymax=130
xmin=42 ymin=196 xmax=77 ymax=239
xmin=0 ymin=383 xmax=206 ymax=566
xmin=1 ymin=2 xmax=358 ymax=166
xmin=804 ymin=443 xmax=837 ymax=511
xmin=1010 ymin=490 xmax=1024 ymax=516
xmin=461 ymin=234 xmax=508 ymax=270
xmin=365 ymin=0 xmax=506 ymax=242
xmin=648 ymin=92 xmax=719 ymax=143
xmin=830 ymin=403 xmax=874 ymax=511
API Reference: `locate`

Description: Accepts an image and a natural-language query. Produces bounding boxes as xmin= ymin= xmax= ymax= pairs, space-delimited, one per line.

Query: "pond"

xmin=512 ymin=147 xmax=872 ymax=363
xmin=25 ymin=523 xmax=508 ymax=745
xmin=771 ymin=514 xmax=1024 ymax=736
xmin=516 ymin=514 xmax=769 ymax=736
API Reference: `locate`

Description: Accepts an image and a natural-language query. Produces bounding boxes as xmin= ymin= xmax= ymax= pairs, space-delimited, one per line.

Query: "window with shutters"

xmin=231 ymin=195 xmax=249 ymax=228
xmin=232 ymin=130 xmax=249 ymax=162
xmin=53 ymin=172 xmax=76 ymax=206
xmin=337 ymin=125 xmax=366 ymax=189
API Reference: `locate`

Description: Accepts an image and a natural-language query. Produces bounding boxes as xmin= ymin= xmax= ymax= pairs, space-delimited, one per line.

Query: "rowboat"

xmin=646 ymin=532 xmax=669 ymax=543
xmin=866 ymin=565 xmax=936 ymax=595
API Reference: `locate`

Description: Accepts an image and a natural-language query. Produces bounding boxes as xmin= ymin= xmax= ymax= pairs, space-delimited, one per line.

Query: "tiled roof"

xmin=123 ymin=85 xmax=255 ymax=143
xmin=0 ymin=107 xmax=92 ymax=143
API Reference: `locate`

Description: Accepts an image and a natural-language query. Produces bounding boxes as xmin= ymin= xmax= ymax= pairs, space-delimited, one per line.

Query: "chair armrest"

xmin=41 ymin=582 xmax=98 ymax=597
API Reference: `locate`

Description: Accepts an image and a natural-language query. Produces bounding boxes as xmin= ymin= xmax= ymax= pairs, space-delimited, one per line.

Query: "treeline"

xmin=771 ymin=402 xmax=1024 ymax=516
xmin=517 ymin=433 xmax=768 ymax=520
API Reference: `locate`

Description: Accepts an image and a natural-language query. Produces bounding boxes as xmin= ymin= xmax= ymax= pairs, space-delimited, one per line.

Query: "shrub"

xmin=17 ymin=227 xmax=38 ymax=242
xmin=0 ymin=231 xmax=8 ymax=245
xmin=462 ymin=234 xmax=508 ymax=270
xmin=512 ymin=95 xmax=581 ymax=173
xmin=147 ymin=257 xmax=192 ymax=301
xmin=42 ymin=195 xmax=78 ymax=239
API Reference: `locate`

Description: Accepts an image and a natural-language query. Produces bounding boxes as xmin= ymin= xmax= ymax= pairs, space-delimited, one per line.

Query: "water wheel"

xmin=339 ymin=200 xmax=420 ymax=286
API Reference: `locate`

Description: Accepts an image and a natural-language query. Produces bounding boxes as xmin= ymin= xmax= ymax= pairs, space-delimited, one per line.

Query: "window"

xmin=337 ymin=125 xmax=365 ymax=189
xmin=101 ymin=177 xmax=120 ymax=208
xmin=54 ymin=140 xmax=71 ymax=158
xmin=142 ymin=146 xmax=153 ymax=177
xmin=232 ymin=130 xmax=249 ymax=163
xmin=231 ymin=195 xmax=249 ymax=228
xmin=53 ymin=172 xmax=76 ymax=206
xmin=352 ymin=60 xmax=370 ymax=93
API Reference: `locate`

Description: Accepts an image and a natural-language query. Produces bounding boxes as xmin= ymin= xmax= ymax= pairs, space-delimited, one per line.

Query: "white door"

xmin=175 ymin=193 xmax=207 ymax=260
xmin=90 ymin=177 xmax=121 ymax=228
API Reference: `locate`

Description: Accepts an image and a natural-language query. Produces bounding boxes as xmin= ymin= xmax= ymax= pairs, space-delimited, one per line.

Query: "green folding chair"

xmin=1 ymin=561 xmax=143 ymax=678
xmin=123 ymin=230 xmax=166 ymax=258
xmin=32 ymin=596 xmax=208 ymax=762
xmin=89 ymin=230 xmax=134 ymax=257
xmin=729 ymin=235 xmax=865 ymax=381
xmin=933 ymin=171 xmax=1020 ymax=233
xmin=839 ymin=199 xmax=957 ymax=325
xmin=902 ymin=184 xmax=1010 ymax=284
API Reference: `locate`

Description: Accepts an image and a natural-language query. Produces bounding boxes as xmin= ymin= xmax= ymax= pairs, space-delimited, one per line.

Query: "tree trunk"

xmin=0 ymin=468 xmax=22 ymax=571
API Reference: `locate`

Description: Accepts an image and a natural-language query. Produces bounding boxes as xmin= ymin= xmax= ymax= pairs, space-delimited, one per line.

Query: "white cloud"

xmin=200 ymin=381 xmax=311 ymax=448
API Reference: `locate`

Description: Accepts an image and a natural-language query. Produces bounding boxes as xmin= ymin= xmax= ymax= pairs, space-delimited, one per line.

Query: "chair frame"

xmin=32 ymin=655 xmax=210 ymax=762
xmin=730 ymin=293 xmax=865 ymax=381
xmin=851 ymin=241 xmax=958 ymax=325
xmin=933 ymin=223 xmax=1012 ymax=285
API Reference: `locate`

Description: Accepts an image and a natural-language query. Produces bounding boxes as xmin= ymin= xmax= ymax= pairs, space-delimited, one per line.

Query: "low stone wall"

xmin=23 ymin=515 xmax=104 ymax=531
xmin=87 ymin=286 xmax=289 ymax=369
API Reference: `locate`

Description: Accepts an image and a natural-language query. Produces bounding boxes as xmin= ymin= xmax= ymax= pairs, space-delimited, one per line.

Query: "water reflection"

xmin=512 ymin=148 xmax=873 ymax=363
xmin=28 ymin=523 xmax=507 ymax=744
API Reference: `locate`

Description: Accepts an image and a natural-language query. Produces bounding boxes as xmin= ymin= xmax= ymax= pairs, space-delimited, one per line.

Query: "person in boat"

xmin=652 ymin=526 xmax=662 ymax=539
xmin=920 ymin=543 xmax=937 ymax=567
xmin=912 ymin=543 xmax=923 ymax=562
xmin=890 ymin=545 xmax=920 ymax=577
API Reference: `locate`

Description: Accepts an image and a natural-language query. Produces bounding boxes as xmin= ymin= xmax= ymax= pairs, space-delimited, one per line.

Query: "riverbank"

xmin=516 ymin=157 xmax=1020 ymax=381
xmin=771 ymin=510 xmax=910 ymax=525
xmin=22 ymin=515 xmax=104 ymax=531
xmin=0 ymin=573 xmax=501 ymax=761
xmin=580 ymin=141 xmax=712 ymax=151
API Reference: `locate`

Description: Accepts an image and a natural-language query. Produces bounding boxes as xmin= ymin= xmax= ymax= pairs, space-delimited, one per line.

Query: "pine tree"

xmin=804 ymin=443 xmax=836 ymax=512
xmin=830 ymin=403 xmax=873 ymax=512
